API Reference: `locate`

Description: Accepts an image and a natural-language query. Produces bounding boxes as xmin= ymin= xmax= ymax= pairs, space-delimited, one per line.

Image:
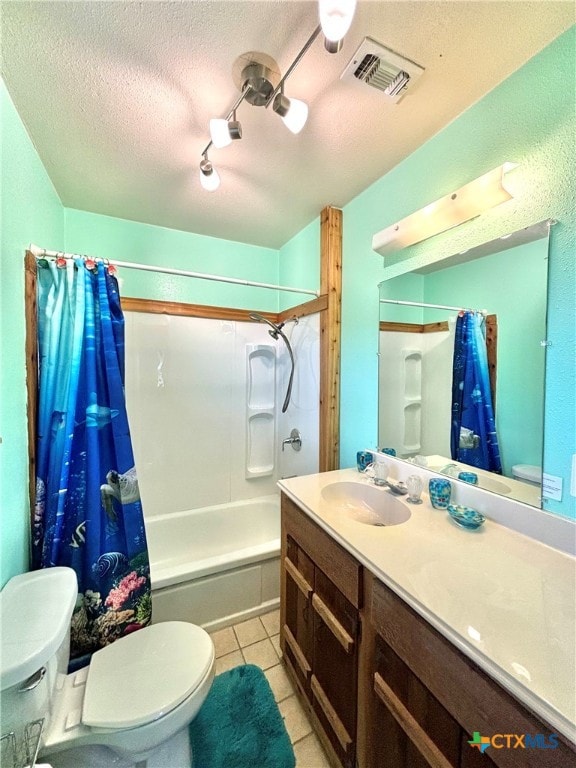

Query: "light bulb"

xmin=281 ymin=98 xmax=308 ymax=134
xmin=209 ymin=118 xmax=233 ymax=149
xmin=199 ymin=162 xmax=220 ymax=192
xmin=319 ymin=0 xmax=357 ymax=43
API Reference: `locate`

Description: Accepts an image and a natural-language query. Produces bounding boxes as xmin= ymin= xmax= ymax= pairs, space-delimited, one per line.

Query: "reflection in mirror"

xmin=378 ymin=221 xmax=551 ymax=508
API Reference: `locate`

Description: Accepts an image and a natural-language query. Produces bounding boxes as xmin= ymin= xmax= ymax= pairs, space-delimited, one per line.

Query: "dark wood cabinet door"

xmin=312 ymin=568 xmax=359 ymax=768
xmin=283 ymin=536 xmax=315 ymax=696
xmin=370 ymin=635 xmax=461 ymax=768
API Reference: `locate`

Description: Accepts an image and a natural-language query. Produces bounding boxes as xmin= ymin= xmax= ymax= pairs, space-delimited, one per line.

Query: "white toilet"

xmin=511 ymin=463 xmax=542 ymax=487
xmin=0 ymin=567 xmax=215 ymax=766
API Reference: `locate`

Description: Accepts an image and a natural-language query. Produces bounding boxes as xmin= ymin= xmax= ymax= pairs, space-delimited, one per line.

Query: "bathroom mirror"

xmin=378 ymin=221 xmax=551 ymax=508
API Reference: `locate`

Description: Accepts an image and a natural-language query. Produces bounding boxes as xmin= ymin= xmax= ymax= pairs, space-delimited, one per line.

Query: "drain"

xmin=373 ymin=522 xmax=387 ymax=527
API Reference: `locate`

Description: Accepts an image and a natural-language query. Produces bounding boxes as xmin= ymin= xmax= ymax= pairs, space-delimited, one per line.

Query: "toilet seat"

xmin=83 ymin=622 xmax=213 ymax=730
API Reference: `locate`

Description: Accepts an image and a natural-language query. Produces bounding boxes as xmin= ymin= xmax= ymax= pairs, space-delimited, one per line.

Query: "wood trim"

xmin=278 ymin=294 xmax=328 ymax=323
xmin=284 ymin=556 xmax=313 ymax=598
xmin=312 ymin=593 xmax=354 ymax=654
xmin=283 ymin=624 xmax=312 ymax=679
xmin=24 ymin=252 xmax=38 ymax=535
xmin=121 ymin=297 xmax=277 ymax=323
xmin=380 ymin=321 xmax=423 ymax=334
xmin=311 ymin=674 xmax=353 ymax=753
xmin=486 ymin=314 xmax=497 ymax=411
xmin=373 ymin=672 xmax=454 ymax=768
xmin=423 ymin=321 xmax=449 ymax=334
xmin=319 ymin=206 xmax=342 ymax=472
xmin=123 ymin=294 xmax=329 ymax=325
xmin=379 ymin=320 xmax=449 ymax=334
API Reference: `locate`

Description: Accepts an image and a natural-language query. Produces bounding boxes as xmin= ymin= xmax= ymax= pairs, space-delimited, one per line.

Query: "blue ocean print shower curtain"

xmin=33 ymin=258 xmax=151 ymax=661
xmin=450 ymin=311 xmax=502 ymax=473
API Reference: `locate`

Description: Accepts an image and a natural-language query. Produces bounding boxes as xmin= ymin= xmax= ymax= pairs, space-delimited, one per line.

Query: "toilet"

xmin=0 ymin=567 xmax=215 ymax=766
xmin=511 ymin=463 xmax=542 ymax=487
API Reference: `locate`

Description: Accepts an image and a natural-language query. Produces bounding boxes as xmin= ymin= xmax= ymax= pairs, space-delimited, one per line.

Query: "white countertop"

xmin=278 ymin=467 xmax=576 ymax=743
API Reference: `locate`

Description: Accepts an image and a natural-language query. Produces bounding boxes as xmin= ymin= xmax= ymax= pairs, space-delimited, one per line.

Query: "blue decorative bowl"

xmin=458 ymin=471 xmax=478 ymax=485
xmin=428 ymin=478 xmax=451 ymax=509
xmin=447 ymin=504 xmax=485 ymax=530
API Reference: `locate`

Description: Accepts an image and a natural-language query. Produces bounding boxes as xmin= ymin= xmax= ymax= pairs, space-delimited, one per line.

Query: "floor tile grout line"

xmin=291 ymin=732 xmax=315 ymax=746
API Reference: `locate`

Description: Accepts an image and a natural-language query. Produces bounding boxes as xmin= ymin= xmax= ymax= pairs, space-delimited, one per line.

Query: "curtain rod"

xmin=29 ymin=245 xmax=319 ymax=298
xmin=380 ymin=298 xmax=487 ymax=314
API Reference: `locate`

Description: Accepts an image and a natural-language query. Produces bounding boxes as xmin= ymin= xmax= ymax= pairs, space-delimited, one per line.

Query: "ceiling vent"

xmin=341 ymin=37 xmax=424 ymax=103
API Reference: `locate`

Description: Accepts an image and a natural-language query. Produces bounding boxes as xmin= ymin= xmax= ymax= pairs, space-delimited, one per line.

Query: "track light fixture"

xmin=209 ymin=112 xmax=242 ymax=149
xmin=199 ymin=154 xmax=220 ymax=192
xmin=198 ymin=1 xmax=356 ymax=190
xmin=319 ymin=0 xmax=357 ymax=51
xmin=272 ymin=91 xmax=309 ymax=135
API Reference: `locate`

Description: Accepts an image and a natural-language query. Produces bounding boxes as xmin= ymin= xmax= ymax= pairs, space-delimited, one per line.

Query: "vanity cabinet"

xmin=365 ymin=575 xmax=575 ymax=768
xmin=281 ymin=494 xmax=362 ymax=768
xmin=280 ymin=492 xmax=575 ymax=768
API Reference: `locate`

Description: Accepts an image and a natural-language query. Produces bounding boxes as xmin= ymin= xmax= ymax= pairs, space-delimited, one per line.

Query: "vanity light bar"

xmin=372 ymin=163 xmax=517 ymax=256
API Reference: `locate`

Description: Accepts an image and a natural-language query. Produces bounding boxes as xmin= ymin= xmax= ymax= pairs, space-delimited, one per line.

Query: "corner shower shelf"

xmin=246 ymin=344 xmax=276 ymax=478
xmin=402 ymin=349 xmax=422 ymax=454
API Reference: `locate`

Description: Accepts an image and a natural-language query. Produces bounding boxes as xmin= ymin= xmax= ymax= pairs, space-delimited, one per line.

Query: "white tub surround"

xmin=147 ymin=496 xmax=280 ymax=631
xmin=278 ymin=467 xmax=576 ymax=744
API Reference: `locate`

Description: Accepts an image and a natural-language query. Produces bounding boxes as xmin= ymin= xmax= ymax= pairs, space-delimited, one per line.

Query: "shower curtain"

xmin=450 ymin=311 xmax=502 ymax=473
xmin=33 ymin=258 xmax=151 ymax=662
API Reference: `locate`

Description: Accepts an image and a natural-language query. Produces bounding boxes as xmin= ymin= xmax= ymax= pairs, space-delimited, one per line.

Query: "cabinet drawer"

xmin=282 ymin=493 xmax=362 ymax=607
xmin=371 ymin=579 xmax=575 ymax=768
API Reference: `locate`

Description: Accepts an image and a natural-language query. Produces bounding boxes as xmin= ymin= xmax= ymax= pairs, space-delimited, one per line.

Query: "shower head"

xmin=248 ymin=312 xmax=282 ymax=338
xmin=248 ymin=311 xmax=298 ymax=412
xmin=248 ymin=312 xmax=298 ymax=338
xmin=249 ymin=312 xmax=298 ymax=339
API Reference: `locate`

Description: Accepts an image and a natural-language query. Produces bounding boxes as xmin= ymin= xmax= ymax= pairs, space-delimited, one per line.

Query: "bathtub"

xmin=146 ymin=494 xmax=281 ymax=632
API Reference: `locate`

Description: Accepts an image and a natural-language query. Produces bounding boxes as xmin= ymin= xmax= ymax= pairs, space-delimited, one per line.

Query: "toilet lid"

xmin=83 ymin=621 xmax=214 ymax=730
xmin=512 ymin=464 xmax=542 ymax=483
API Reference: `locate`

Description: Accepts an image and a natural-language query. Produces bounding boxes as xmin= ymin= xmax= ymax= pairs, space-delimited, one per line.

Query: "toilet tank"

xmin=0 ymin=567 xmax=77 ymax=734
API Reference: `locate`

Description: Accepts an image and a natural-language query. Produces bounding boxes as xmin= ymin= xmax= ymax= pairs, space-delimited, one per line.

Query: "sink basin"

xmin=321 ymin=482 xmax=411 ymax=526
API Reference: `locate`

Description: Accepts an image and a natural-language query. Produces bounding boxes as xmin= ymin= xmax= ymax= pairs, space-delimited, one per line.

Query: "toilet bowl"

xmin=511 ymin=463 xmax=542 ymax=487
xmin=0 ymin=568 xmax=215 ymax=765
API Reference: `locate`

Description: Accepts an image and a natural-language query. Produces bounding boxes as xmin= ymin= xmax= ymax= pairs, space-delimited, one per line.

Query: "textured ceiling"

xmin=1 ymin=1 xmax=573 ymax=248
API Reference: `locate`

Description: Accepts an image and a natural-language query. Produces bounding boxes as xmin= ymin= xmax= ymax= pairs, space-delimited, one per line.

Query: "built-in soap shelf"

xmin=246 ymin=344 xmax=276 ymax=478
xmin=402 ymin=349 xmax=422 ymax=454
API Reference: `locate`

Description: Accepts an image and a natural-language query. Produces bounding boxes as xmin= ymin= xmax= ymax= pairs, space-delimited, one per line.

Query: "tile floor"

xmin=210 ymin=609 xmax=332 ymax=768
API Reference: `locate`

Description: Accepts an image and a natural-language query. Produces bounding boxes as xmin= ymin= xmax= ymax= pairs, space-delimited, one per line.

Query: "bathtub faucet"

xmin=282 ymin=429 xmax=302 ymax=452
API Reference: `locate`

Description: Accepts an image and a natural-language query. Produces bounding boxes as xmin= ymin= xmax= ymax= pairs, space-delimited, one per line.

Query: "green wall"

xmin=278 ymin=216 xmax=320 ymax=311
xmin=64 ymin=209 xmax=282 ymax=313
xmin=0 ymin=81 xmax=65 ymax=586
xmin=339 ymin=27 xmax=575 ymax=518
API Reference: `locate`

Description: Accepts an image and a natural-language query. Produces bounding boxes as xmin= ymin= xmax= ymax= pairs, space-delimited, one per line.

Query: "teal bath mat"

xmin=189 ymin=664 xmax=296 ymax=768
